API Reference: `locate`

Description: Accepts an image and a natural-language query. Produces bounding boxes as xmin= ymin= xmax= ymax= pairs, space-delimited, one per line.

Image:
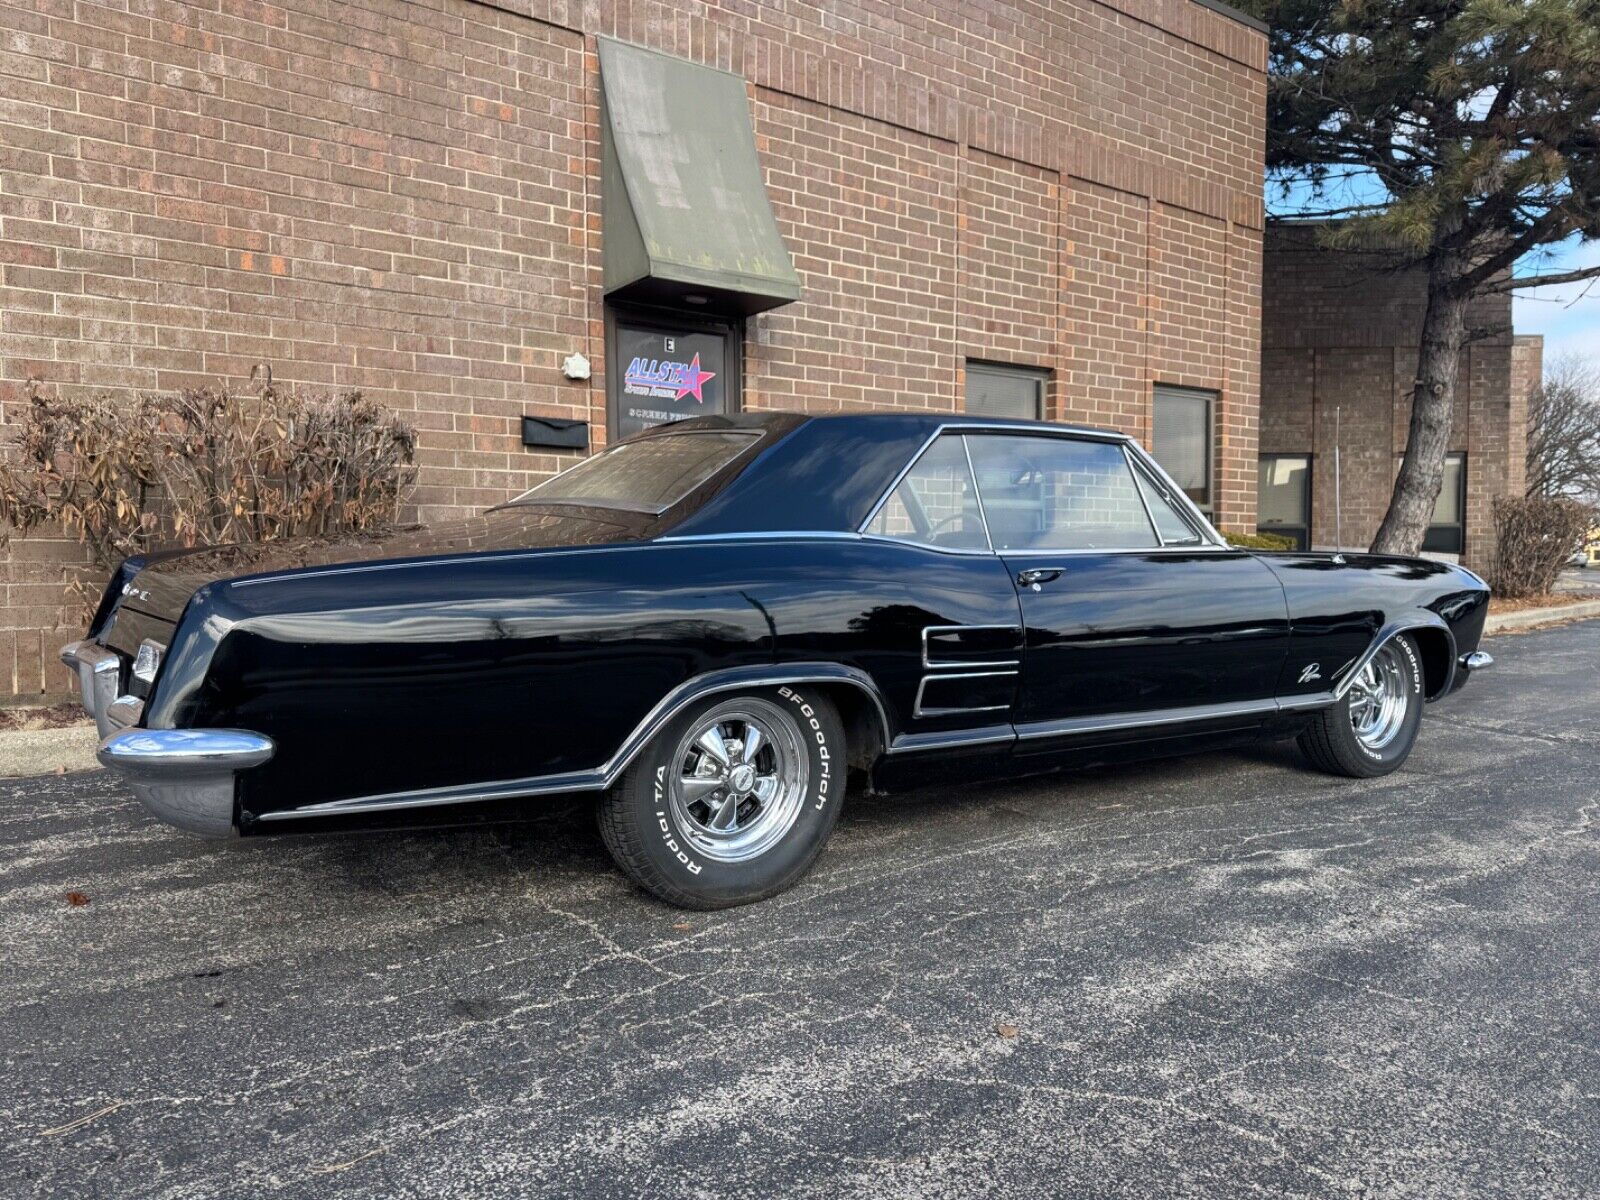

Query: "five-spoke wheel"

xmin=599 ymin=686 xmax=844 ymax=909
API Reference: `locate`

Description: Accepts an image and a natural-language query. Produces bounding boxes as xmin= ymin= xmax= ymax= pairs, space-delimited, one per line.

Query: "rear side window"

xmin=967 ymin=435 xmax=1158 ymax=551
xmin=864 ymin=434 xmax=988 ymax=550
xmin=516 ymin=431 xmax=758 ymax=514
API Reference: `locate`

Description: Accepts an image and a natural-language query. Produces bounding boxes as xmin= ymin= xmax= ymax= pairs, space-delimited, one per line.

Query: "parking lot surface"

xmin=2 ymin=621 xmax=1596 ymax=1198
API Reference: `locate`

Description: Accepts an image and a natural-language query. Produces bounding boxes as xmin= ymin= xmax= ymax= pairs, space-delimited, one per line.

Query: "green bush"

xmin=1224 ymin=530 xmax=1297 ymax=551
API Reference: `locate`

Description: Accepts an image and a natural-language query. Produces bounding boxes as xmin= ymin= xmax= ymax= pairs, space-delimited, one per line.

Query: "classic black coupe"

xmin=65 ymin=412 xmax=1492 ymax=908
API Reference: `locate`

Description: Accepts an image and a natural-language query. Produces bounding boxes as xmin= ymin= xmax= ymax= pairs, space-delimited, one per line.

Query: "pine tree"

xmin=1246 ymin=0 xmax=1600 ymax=553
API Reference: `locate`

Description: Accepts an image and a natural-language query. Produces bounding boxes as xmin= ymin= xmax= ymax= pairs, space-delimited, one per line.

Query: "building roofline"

xmin=1190 ymin=0 xmax=1268 ymax=35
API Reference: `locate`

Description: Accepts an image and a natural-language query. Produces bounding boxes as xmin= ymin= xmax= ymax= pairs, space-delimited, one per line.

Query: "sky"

xmin=1511 ymin=235 xmax=1600 ymax=366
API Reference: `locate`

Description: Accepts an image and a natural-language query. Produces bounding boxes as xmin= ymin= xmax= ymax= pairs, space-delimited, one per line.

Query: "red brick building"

xmin=1 ymin=0 xmax=1268 ymax=700
xmin=1259 ymin=224 xmax=1532 ymax=570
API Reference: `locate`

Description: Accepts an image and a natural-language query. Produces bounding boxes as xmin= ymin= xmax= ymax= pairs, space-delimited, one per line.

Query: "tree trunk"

xmin=1370 ymin=254 xmax=1470 ymax=556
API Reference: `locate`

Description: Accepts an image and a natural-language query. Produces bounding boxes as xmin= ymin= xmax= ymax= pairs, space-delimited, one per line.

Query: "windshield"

xmin=511 ymin=431 xmax=760 ymax=514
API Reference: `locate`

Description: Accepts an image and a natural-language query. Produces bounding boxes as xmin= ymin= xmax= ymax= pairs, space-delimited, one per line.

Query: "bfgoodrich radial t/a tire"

xmin=598 ymin=686 xmax=845 ymax=909
xmin=1297 ymin=634 xmax=1424 ymax=778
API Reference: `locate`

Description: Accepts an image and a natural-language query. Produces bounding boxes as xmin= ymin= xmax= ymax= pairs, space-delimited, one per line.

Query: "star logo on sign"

xmin=673 ymin=353 xmax=716 ymax=403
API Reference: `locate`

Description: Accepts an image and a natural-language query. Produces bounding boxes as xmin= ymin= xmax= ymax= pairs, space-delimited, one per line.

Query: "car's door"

xmin=857 ymin=432 xmax=1025 ymax=752
xmin=962 ymin=431 xmax=1291 ymax=742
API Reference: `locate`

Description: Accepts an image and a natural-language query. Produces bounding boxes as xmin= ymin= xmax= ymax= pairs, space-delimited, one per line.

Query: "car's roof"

xmin=638 ymin=409 xmax=1132 ymax=443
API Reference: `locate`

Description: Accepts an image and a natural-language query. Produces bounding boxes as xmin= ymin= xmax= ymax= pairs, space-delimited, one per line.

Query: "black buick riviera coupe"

xmin=65 ymin=412 xmax=1492 ymax=908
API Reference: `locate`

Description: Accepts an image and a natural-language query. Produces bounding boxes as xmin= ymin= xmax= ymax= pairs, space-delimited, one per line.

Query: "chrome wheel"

xmin=1347 ymin=643 xmax=1410 ymax=752
xmin=668 ymin=698 xmax=809 ymax=863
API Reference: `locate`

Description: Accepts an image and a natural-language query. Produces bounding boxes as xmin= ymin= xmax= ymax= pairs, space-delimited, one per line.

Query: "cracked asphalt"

xmin=2 ymin=620 xmax=1596 ymax=1199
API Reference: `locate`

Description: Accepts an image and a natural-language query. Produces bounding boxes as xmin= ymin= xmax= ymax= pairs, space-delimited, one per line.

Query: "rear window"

xmin=514 ymin=431 xmax=759 ymax=514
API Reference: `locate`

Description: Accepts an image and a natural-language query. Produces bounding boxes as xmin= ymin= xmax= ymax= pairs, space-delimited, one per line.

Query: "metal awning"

xmin=598 ymin=38 xmax=802 ymax=316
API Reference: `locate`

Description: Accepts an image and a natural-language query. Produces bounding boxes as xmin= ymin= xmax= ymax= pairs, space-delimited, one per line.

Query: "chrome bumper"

xmin=60 ymin=640 xmax=141 ymax=738
xmin=62 ymin=640 xmax=273 ymax=838
xmin=97 ymin=729 xmax=274 ymax=837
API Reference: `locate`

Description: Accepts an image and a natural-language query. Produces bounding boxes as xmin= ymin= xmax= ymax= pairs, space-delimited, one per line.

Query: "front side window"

xmin=1258 ymin=454 xmax=1311 ymax=550
xmin=967 ymin=435 xmax=1158 ymax=551
xmin=864 ymin=434 xmax=987 ymax=550
xmin=515 ymin=431 xmax=758 ymax=514
xmin=1152 ymin=385 xmax=1215 ymax=514
xmin=1422 ymin=452 xmax=1466 ymax=554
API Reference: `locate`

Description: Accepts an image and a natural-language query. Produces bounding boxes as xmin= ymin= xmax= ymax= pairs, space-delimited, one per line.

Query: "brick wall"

xmin=1261 ymin=225 xmax=1521 ymax=569
xmin=1 ymin=0 xmax=1266 ymax=699
xmin=1509 ymin=334 xmax=1541 ymax=499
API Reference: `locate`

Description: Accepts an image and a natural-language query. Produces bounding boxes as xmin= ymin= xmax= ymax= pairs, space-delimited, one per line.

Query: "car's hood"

xmin=113 ymin=505 xmax=656 ymax=627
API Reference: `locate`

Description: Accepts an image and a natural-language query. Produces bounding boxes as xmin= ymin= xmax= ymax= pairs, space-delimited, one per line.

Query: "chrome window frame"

xmin=858 ymin=421 xmax=1228 ymax=558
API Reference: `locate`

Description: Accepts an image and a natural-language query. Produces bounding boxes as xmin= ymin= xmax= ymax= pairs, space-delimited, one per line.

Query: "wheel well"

xmin=813 ymin=681 xmax=887 ymax=772
xmin=1406 ymin=627 xmax=1454 ymax=700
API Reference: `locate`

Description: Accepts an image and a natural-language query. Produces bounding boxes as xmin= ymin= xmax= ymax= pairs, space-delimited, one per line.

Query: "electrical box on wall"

xmin=522 ymin=416 xmax=589 ymax=451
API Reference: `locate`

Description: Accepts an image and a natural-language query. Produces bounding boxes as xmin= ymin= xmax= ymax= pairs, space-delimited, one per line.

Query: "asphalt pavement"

xmin=1 ymin=620 xmax=1596 ymax=1198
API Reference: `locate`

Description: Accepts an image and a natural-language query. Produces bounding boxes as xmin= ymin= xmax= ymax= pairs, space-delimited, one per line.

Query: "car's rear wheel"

xmin=598 ymin=687 xmax=845 ymax=908
xmin=1297 ymin=634 xmax=1424 ymax=778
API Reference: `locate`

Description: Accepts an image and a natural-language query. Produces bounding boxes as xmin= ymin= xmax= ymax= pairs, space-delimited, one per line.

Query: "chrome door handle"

xmin=1016 ymin=568 xmax=1062 ymax=589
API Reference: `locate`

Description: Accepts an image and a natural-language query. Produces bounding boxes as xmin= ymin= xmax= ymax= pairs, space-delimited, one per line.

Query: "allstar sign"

xmin=673 ymin=353 xmax=716 ymax=403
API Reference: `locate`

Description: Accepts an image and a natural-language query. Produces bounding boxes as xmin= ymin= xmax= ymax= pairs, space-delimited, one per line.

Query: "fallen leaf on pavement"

xmin=65 ymin=891 xmax=90 ymax=907
xmin=996 ymin=1023 xmax=1019 ymax=1039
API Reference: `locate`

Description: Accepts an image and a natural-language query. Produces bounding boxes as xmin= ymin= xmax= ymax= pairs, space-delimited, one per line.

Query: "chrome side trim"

xmin=1015 ymin=695 xmax=1325 ymax=742
xmin=888 ymin=725 xmax=1017 ymax=754
xmin=258 ymin=662 xmax=894 ymax=824
xmin=1331 ymin=616 xmax=1457 ymax=702
xmin=912 ymin=669 xmax=1019 ymax=719
xmin=97 ymin=728 xmax=275 ymax=838
xmin=654 ymin=531 xmax=866 ymax=544
xmin=921 ymin=623 xmax=1023 ymax=669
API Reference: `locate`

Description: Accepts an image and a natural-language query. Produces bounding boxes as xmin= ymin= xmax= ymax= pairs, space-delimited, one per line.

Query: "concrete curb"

xmin=1484 ymin=597 xmax=1600 ymax=635
xmin=0 ymin=724 xmax=100 ymax=779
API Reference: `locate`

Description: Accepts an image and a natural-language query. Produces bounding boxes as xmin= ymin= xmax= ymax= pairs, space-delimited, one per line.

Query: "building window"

xmin=1422 ymin=452 xmax=1466 ymax=554
xmin=965 ymin=361 xmax=1046 ymax=420
xmin=1152 ymin=385 xmax=1215 ymax=514
xmin=1258 ymin=454 xmax=1311 ymax=550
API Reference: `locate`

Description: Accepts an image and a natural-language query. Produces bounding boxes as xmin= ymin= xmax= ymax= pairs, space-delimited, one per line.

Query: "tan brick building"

xmin=1260 ymin=224 xmax=1534 ymax=570
xmin=0 ymin=0 xmax=1268 ymax=700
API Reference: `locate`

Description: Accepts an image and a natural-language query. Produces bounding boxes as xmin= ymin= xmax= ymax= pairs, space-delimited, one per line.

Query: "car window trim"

xmin=858 ymin=421 xmax=1230 ymax=557
xmin=1124 ymin=447 xmax=1207 ymax=548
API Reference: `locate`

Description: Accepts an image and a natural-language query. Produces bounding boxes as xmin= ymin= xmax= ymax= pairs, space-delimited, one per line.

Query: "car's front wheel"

xmin=598 ymin=686 xmax=845 ymax=908
xmin=1297 ymin=634 xmax=1424 ymax=777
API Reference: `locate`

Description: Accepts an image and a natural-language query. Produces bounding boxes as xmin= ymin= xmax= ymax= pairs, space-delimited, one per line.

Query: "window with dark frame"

xmin=606 ymin=305 xmax=742 ymax=442
xmin=1421 ymin=452 xmax=1467 ymax=554
xmin=1258 ymin=454 xmax=1311 ymax=550
xmin=1151 ymin=385 xmax=1216 ymax=514
xmin=965 ymin=361 xmax=1047 ymax=420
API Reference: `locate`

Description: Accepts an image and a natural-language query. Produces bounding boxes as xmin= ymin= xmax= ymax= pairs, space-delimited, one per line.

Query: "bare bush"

xmin=0 ymin=378 xmax=416 ymax=613
xmin=1488 ymin=495 xmax=1595 ymax=599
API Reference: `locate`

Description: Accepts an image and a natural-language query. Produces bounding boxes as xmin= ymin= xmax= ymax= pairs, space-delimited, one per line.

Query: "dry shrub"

xmin=0 ymin=377 xmax=417 ymax=614
xmin=1488 ymin=495 xmax=1594 ymax=599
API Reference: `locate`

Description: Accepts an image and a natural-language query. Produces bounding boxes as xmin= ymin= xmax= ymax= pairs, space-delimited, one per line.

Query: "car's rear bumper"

xmin=62 ymin=639 xmax=273 ymax=838
xmin=96 ymin=729 xmax=273 ymax=837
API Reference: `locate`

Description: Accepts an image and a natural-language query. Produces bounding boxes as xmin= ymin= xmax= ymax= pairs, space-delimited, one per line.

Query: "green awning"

xmin=598 ymin=38 xmax=802 ymax=316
